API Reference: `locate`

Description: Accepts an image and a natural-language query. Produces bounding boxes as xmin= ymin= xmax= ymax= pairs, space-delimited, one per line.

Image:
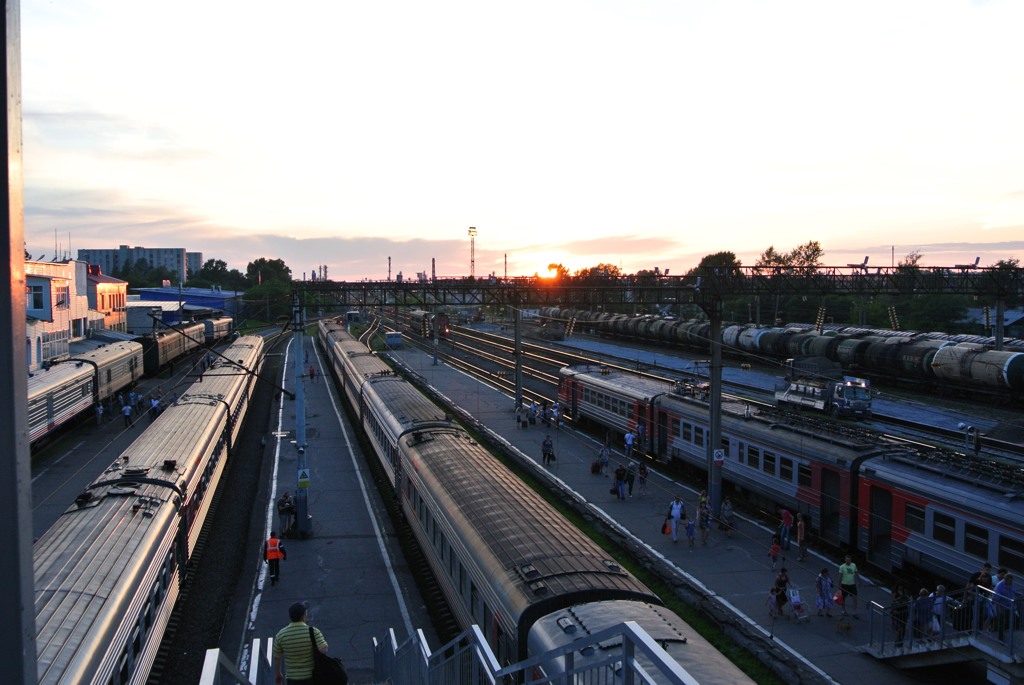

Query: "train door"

xmin=563 ymin=379 xmax=577 ymax=422
xmin=819 ymin=469 xmax=841 ymax=545
xmin=657 ymin=410 xmax=669 ymax=460
xmin=866 ymin=485 xmax=893 ymax=570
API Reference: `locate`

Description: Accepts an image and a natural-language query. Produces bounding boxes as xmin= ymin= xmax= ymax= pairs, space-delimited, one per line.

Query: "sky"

xmin=19 ymin=0 xmax=1024 ymax=281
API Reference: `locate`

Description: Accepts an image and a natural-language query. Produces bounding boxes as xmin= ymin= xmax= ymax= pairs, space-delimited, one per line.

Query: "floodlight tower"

xmin=468 ymin=226 xmax=477 ymax=278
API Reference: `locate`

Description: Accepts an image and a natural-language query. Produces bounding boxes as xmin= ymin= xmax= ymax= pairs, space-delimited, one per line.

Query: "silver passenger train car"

xmin=27 ymin=340 xmax=144 ymax=443
xmin=34 ymin=336 xmax=265 ymax=685
xmin=318 ymin=320 xmax=754 ymax=684
xmin=136 ymin=322 xmax=206 ymax=376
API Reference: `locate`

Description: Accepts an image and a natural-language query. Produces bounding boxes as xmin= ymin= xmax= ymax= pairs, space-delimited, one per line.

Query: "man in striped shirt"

xmin=274 ymin=602 xmax=328 ymax=685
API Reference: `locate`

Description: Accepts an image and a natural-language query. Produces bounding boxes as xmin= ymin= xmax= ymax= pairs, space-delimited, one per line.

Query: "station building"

xmin=25 ymin=259 xmax=126 ymax=371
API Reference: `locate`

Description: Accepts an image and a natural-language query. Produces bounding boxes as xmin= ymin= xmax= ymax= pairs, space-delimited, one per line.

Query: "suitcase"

xmin=591 ymin=460 xmax=601 ymax=474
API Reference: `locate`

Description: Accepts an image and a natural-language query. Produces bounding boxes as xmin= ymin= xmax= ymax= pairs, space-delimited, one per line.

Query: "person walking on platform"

xmin=598 ymin=445 xmax=610 ymax=476
xmin=263 ymin=531 xmax=287 ymax=586
xmin=624 ymin=430 xmax=635 ymax=459
xmin=667 ymin=495 xmax=685 ymax=543
xmin=274 ymin=601 xmax=329 ymax=685
xmin=308 ymin=365 xmax=316 ymax=383
xmin=95 ymin=403 xmax=104 ymax=425
xmin=613 ymin=463 xmax=627 ymax=500
xmin=778 ymin=506 xmax=793 ymax=550
xmin=838 ymin=554 xmax=860 ymax=617
xmin=541 ymin=435 xmax=555 ymax=466
xmin=698 ymin=504 xmax=712 ymax=545
xmin=912 ymin=588 xmax=932 ymax=640
xmin=816 ymin=567 xmax=835 ymax=617
xmin=995 ymin=573 xmax=1015 ymax=641
xmin=625 ymin=461 xmax=637 ymax=497
xmin=720 ymin=497 xmax=734 ymax=537
xmin=768 ymin=536 xmax=782 ymax=571
xmin=795 ymin=512 xmax=807 ymax=560
xmin=637 ymin=461 xmax=649 ymax=495
xmin=122 ymin=403 xmax=134 ymax=428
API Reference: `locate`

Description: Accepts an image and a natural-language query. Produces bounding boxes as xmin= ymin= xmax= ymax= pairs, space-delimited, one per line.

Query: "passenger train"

xmin=539 ymin=307 xmax=1024 ymax=394
xmin=28 ymin=318 xmax=231 ymax=445
xmin=34 ymin=335 xmax=264 ymax=685
xmin=28 ymin=340 xmax=144 ymax=442
xmin=558 ymin=365 xmax=1024 ymax=586
xmin=318 ymin=320 xmax=755 ymax=684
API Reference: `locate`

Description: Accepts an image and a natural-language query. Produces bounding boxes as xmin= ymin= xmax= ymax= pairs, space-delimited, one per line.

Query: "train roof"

xmin=409 ymin=429 xmax=658 ymax=632
xmin=26 ymin=360 xmax=93 ymax=396
xmin=530 ymin=600 xmax=756 ymax=685
xmin=35 ymin=474 xmax=179 ymax=683
xmin=559 ymin=366 xmax=676 ymax=402
xmin=362 ymin=374 xmax=453 ymax=436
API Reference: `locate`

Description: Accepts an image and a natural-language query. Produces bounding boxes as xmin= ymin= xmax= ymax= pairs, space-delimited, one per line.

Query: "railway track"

xmin=385 ymin=317 xmax=1024 ymax=461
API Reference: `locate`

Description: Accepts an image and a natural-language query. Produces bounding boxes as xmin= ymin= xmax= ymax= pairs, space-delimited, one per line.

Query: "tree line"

xmin=549 ymin=243 xmax=1021 ymax=333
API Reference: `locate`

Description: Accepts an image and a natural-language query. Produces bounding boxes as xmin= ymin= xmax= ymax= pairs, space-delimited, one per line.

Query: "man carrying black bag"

xmin=274 ymin=602 xmax=347 ymax=685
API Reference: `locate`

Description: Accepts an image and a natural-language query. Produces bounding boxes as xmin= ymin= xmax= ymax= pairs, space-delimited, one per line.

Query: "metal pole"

xmin=708 ymin=301 xmax=724 ymax=518
xmin=1 ymin=3 xmax=36 ymax=679
xmin=293 ymin=295 xmax=311 ymax=538
xmin=514 ymin=307 xmax=523 ymax=408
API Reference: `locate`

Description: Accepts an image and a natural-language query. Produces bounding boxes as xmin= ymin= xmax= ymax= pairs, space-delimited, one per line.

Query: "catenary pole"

xmin=1 ymin=3 xmax=36 ymax=681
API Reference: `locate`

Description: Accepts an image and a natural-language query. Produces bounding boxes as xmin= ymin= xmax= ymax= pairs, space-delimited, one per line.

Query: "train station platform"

xmin=216 ymin=334 xmax=438 ymax=684
xmin=384 ymin=345 xmax=995 ymax=685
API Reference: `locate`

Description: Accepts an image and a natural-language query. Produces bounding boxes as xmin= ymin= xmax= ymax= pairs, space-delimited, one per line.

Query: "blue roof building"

xmin=132 ymin=286 xmax=244 ymax=320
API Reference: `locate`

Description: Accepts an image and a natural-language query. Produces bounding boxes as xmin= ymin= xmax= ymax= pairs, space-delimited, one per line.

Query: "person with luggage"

xmin=541 ymin=435 xmax=555 ymax=466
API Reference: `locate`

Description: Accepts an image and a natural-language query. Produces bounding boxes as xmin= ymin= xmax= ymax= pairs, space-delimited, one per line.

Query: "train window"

xmin=797 ymin=463 xmax=811 ymax=487
xmin=964 ymin=523 xmax=988 ymax=558
xmin=780 ymin=457 xmax=794 ymax=482
xmin=721 ymin=436 xmax=730 ymax=455
xmin=671 ymin=420 xmax=680 ymax=438
xmin=763 ymin=451 xmax=776 ymax=475
xmin=932 ymin=512 xmax=956 ymax=546
xmin=471 ymin=583 xmax=479 ymax=619
xmin=748 ymin=446 xmax=760 ymax=470
xmin=736 ymin=441 xmax=745 ymax=464
xmin=459 ymin=565 xmax=466 ymax=596
xmin=694 ymin=426 xmax=704 ymax=447
xmin=682 ymin=422 xmax=692 ymax=442
xmin=905 ymin=503 xmax=925 ymax=533
xmin=998 ymin=537 xmax=1024 ymax=572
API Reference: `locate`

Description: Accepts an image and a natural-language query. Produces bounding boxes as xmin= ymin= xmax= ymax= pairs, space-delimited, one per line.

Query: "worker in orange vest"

xmin=263 ymin=531 xmax=287 ymax=586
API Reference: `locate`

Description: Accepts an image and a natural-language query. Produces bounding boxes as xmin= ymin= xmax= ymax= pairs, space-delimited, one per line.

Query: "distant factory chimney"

xmin=468 ymin=227 xmax=477 ymax=278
